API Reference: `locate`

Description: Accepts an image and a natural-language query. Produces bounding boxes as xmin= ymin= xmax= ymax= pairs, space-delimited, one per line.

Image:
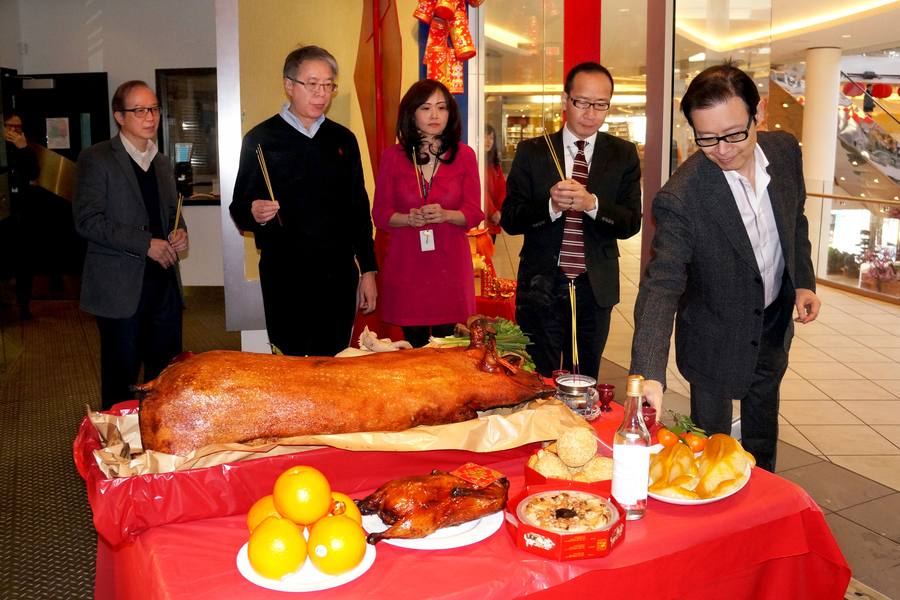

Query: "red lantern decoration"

xmin=842 ymin=82 xmax=864 ymax=97
xmin=870 ymin=83 xmax=893 ymax=98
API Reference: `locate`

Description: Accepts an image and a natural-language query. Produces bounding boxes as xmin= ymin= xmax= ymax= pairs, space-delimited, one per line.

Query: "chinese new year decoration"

xmin=414 ymin=0 xmax=483 ymax=94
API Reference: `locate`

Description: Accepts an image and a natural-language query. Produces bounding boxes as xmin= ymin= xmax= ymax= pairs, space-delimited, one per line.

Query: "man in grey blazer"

xmin=73 ymin=80 xmax=188 ymax=411
xmin=630 ymin=62 xmax=820 ymax=472
xmin=502 ymin=62 xmax=642 ymax=380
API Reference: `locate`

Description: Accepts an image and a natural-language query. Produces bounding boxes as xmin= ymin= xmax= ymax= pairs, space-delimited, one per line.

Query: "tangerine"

xmin=247 ymin=494 xmax=282 ymax=532
xmin=247 ymin=516 xmax=307 ymax=580
xmin=273 ymin=465 xmax=332 ymax=525
xmin=307 ymin=515 xmax=367 ymax=576
xmin=328 ymin=492 xmax=363 ymax=525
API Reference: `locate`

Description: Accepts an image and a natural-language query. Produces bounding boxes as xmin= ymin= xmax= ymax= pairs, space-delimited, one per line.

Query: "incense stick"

xmin=542 ymin=128 xmax=565 ymax=182
xmin=171 ymin=194 xmax=184 ymax=239
xmin=569 ymin=281 xmax=580 ymax=376
xmin=255 ymin=144 xmax=283 ymax=226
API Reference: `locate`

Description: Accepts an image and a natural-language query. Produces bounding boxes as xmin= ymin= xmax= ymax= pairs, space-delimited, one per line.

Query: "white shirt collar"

xmin=562 ymin=124 xmax=598 ymax=152
xmin=119 ymin=132 xmax=158 ymax=172
xmin=280 ymin=103 xmax=325 ymax=138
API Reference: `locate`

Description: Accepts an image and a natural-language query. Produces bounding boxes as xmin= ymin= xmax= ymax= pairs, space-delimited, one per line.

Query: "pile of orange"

xmin=246 ymin=465 xmax=368 ymax=580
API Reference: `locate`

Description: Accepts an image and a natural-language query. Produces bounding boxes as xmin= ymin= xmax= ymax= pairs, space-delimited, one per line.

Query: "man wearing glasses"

xmin=630 ymin=61 xmax=820 ymax=472
xmin=73 ymin=80 xmax=188 ymax=411
xmin=502 ymin=62 xmax=642 ymax=381
xmin=230 ymin=45 xmax=377 ymax=357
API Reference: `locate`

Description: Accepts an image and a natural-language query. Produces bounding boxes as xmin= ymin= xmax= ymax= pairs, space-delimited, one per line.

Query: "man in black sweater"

xmin=230 ymin=46 xmax=378 ymax=357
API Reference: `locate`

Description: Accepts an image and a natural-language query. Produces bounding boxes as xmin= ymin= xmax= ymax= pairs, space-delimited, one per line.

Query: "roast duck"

xmin=357 ymin=470 xmax=509 ymax=544
xmin=136 ymin=316 xmax=555 ymax=456
xmin=649 ymin=433 xmax=755 ymax=500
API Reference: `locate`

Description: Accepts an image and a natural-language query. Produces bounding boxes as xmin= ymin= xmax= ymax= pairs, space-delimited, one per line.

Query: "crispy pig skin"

xmin=137 ymin=337 xmax=555 ymax=456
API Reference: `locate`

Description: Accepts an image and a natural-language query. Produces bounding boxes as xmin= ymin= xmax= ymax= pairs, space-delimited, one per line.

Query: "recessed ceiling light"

xmin=840 ymin=176 xmax=846 ymax=180
xmin=842 ymin=34 xmax=851 ymax=38
xmin=860 ymin=193 xmax=865 ymax=197
xmin=874 ymin=179 xmax=880 ymax=183
xmin=775 ymin=124 xmax=781 ymax=128
xmin=782 ymin=103 xmax=788 ymax=107
xmin=620 ymin=8 xmax=630 ymax=11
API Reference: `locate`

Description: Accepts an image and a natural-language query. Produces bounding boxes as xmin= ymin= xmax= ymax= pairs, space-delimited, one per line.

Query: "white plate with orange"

xmin=236 ymin=542 xmax=376 ymax=592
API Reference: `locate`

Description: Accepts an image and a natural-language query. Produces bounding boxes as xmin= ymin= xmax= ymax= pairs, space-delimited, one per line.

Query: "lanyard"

xmin=415 ymin=159 xmax=441 ymax=202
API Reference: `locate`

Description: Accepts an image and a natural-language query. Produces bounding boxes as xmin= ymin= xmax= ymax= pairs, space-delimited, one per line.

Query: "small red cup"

xmin=596 ymin=383 xmax=615 ymax=412
xmin=552 ymin=369 xmax=570 ymax=384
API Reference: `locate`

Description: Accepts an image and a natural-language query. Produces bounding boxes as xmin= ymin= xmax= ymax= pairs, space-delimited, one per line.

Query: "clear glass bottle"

xmin=611 ymin=374 xmax=652 ymax=520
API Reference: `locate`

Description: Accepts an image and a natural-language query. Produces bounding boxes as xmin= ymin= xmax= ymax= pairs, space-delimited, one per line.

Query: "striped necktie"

xmin=559 ymin=140 xmax=588 ymax=279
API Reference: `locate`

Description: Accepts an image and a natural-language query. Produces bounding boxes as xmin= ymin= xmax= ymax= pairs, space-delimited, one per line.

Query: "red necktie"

xmin=559 ymin=140 xmax=588 ymax=279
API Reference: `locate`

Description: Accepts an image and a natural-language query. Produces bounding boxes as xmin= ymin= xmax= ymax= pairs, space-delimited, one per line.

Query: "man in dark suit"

xmin=501 ymin=62 xmax=642 ymax=380
xmin=74 ymin=81 xmax=188 ymax=411
xmin=630 ymin=62 xmax=820 ymax=472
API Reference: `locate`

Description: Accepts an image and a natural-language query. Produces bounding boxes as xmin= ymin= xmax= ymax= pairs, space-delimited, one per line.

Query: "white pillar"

xmin=801 ymin=47 xmax=841 ymax=276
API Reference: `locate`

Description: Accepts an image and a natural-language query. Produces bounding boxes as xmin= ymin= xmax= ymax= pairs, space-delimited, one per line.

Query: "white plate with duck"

xmin=360 ymin=511 xmax=504 ymax=550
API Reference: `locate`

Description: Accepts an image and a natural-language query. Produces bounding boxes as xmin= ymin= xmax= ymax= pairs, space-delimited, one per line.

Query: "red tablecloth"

xmin=94 ymin=443 xmax=849 ymax=600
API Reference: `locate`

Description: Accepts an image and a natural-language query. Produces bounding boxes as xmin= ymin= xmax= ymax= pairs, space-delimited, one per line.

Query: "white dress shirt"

xmin=722 ymin=144 xmax=785 ymax=308
xmin=549 ymin=125 xmax=600 ymax=221
xmin=280 ymin=103 xmax=325 ymax=138
xmin=119 ymin=133 xmax=158 ymax=172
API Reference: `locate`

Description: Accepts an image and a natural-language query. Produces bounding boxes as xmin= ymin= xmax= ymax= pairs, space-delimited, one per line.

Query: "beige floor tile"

xmin=778 ymin=425 xmax=821 ymax=454
xmin=795 ymin=425 xmax=900 ymax=455
xmin=790 ymin=337 xmax=811 ymax=348
xmin=810 ymin=379 xmax=899 ymax=400
xmin=873 ymin=380 xmax=900 ymax=394
xmin=838 ymin=401 xmax=900 ymax=425
xmin=605 ymin=332 xmax=635 ymax=346
xmin=788 ymin=347 xmax=836 ymax=362
xmin=780 ymin=400 xmax=864 ymax=425
xmin=855 ymin=312 xmax=900 ymax=326
xmin=814 ymin=310 xmax=864 ymax=325
xmin=825 ymin=321 xmax=893 ymax=336
xmin=876 ymin=348 xmax=900 ymax=362
xmin=601 ymin=346 xmax=632 ymax=365
xmin=846 ymin=362 xmax=900 ymax=380
xmin=792 ymin=321 xmax=838 ymax=336
xmin=873 ymin=425 xmax=900 ymax=447
xmin=820 ymin=347 xmax=898 ymax=363
xmin=789 ymin=362 xmax=865 ymax=380
xmin=848 ymin=335 xmax=900 ymax=349
xmin=791 ymin=334 xmax=865 ymax=348
xmin=829 ymin=456 xmax=900 ymax=492
xmin=778 ymin=414 xmax=789 ymax=425
xmin=780 ymin=379 xmax=830 ymax=399
xmin=782 ymin=367 xmax=802 ymax=380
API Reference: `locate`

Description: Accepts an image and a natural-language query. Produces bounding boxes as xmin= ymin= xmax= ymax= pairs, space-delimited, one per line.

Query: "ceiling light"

xmin=485 ymin=24 xmax=532 ymax=47
xmin=842 ymin=35 xmax=852 ymax=38
xmin=782 ymin=103 xmax=788 ymax=108
xmin=840 ymin=176 xmax=846 ymax=180
xmin=775 ymin=124 xmax=781 ymax=128
xmin=874 ymin=179 xmax=880 ymax=183
xmin=689 ymin=53 xmax=706 ymax=62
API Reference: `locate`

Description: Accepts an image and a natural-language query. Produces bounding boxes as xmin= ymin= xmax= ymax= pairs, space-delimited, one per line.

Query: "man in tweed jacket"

xmin=630 ymin=63 xmax=820 ymax=471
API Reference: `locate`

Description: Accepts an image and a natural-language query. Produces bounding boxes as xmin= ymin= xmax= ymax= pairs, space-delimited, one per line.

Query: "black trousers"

xmin=259 ymin=255 xmax=358 ymax=358
xmin=689 ymin=294 xmax=791 ymax=473
xmin=96 ymin=274 xmax=183 ymax=411
xmin=516 ymin=269 xmax=612 ymax=380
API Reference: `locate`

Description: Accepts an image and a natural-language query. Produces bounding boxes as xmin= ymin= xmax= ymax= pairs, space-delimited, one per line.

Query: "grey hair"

xmin=283 ymin=46 xmax=339 ymax=79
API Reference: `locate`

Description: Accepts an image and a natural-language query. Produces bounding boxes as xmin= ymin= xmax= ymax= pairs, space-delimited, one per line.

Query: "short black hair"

xmin=396 ymin=79 xmax=462 ymax=166
xmin=564 ymin=62 xmax=614 ymax=96
xmin=681 ymin=60 xmax=760 ymax=128
xmin=283 ymin=45 xmax=338 ymax=80
xmin=111 ymin=80 xmax=152 ymax=129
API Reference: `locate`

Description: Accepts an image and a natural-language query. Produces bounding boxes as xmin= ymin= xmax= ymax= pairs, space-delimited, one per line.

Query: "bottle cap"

xmin=626 ymin=374 xmax=644 ymax=396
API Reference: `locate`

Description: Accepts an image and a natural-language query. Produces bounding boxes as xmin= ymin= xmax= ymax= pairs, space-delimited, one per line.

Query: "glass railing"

xmin=815 ymin=192 xmax=900 ymax=299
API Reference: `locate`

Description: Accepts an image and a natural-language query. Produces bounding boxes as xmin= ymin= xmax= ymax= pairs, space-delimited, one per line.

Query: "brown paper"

xmin=86 ymin=398 xmax=590 ymax=479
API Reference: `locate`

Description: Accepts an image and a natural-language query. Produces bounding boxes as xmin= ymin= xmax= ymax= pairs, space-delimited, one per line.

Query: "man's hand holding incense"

xmin=551 ymin=179 xmax=595 ymax=213
xmin=251 ymin=199 xmax=281 ymax=224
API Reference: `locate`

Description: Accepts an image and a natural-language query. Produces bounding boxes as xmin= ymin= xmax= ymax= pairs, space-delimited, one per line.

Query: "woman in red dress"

xmin=372 ymin=80 xmax=484 ymax=347
xmin=483 ymin=123 xmax=506 ymax=242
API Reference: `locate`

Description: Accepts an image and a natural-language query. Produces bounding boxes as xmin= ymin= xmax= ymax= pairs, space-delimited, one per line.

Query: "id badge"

xmin=420 ymin=229 xmax=435 ymax=252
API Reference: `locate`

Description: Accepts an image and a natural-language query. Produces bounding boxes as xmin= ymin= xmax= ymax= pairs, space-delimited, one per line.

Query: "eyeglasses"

xmin=568 ymin=98 xmax=611 ymax=112
xmin=694 ymin=119 xmax=753 ymax=147
xmin=4 ymin=123 xmax=23 ymax=131
xmin=120 ymin=105 xmax=162 ymax=118
xmin=287 ymin=77 xmax=338 ymax=94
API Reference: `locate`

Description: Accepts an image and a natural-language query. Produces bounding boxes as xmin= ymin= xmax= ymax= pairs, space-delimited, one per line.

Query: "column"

xmin=801 ymin=47 xmax=841 ymax=276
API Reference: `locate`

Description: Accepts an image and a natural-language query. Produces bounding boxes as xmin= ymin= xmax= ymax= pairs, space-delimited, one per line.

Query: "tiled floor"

xmin=493 ymin=230 xmax=900 ymax=599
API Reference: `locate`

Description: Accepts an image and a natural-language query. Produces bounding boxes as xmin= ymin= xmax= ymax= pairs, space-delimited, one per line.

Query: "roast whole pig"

xmin=356 ymin=470 xmax=509 ymax=544
xmin=136 ymin=316 xmax=555 ymax=456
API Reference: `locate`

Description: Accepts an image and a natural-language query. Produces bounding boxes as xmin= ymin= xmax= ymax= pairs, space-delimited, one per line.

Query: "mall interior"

xmin=2 ymin=0 xmax=900 ymax=598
